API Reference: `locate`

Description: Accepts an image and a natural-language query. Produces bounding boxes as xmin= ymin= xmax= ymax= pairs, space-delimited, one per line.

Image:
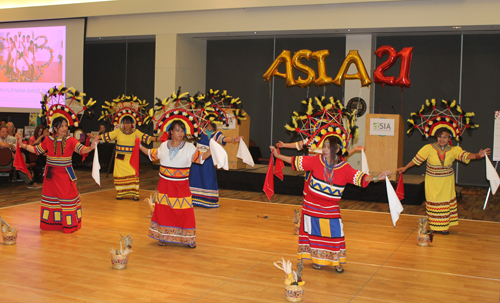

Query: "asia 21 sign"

xmin=263 ymin=46 xmax=413 ymax=89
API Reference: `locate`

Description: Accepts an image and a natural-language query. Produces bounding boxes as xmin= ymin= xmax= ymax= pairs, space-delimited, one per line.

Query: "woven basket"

xmin=417 ymin=234 xmax=431 ymax=247
xmin=111 ymin=253 xmax=129 ymax=269
xmin=285 ymin=284 xmax=304 ymax=302
xmin=294 ymin=223 xmax=300 ymax=235
xmin=2 ymin=229 xmax=18 ymax=245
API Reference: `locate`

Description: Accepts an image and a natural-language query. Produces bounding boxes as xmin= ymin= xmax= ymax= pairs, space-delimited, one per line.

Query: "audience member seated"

xmin=6 ymin=122 xmax=16 ymax=136
xmin=0 ymin=126 xmax=41 ymax=189
xmin=29 ymin=125 xmax=47 ymax=145
xmin=98 ymin=123 xmax=107 ymax=135
xmin=0 ymin=119 xmax=6 ymax=127
xmin=87 ymin=123 xmax=107 ymax=143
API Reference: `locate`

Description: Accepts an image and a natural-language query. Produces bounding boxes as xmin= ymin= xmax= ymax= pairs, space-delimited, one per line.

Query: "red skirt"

xmin=40 ymin=166 xmax=82 ymax=233
xmin=148 ymin=177 xmax=196 ymax=246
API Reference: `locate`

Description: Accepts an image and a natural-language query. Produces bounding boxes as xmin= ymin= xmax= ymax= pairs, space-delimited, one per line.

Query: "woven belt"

xmin=426 ymin=163 xmax=454 ymax=177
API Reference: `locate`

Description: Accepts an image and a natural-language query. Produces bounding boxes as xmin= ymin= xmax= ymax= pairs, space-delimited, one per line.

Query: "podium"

xmin=219 ymin=110 xmax=251 ymax=169
xmin=364 ymin=113 xmax=404 ymax=181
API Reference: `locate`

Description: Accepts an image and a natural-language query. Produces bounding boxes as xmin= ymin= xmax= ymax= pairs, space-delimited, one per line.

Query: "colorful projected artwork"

xmin=0 ymin=26 xmax=65 ymax=83
xmin=0 ymin=26 xmax=66 ymax=109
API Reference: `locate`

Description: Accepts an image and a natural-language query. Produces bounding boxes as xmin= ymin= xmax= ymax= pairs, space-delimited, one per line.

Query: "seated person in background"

xmin=0 ymin=126 xmax=41 ymax=189
xmin=98 ymin=123 xmax=107 ymax=135
xmin=6 ymin=122 xmax=15 ymax=136
xmin=0 ymin=119 xmax=6 ymax=127
xmin=29 ymin=125 xmax=47 ymax=145
xmin=87 ymin=123 xmax=107 ymax=143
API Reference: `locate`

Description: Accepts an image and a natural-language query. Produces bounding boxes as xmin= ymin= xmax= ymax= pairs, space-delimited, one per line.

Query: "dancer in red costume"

xmin=17 ymin=117 xmax=98 ymax=233
xmin=271 ymin=137 xmax=390 ymax=273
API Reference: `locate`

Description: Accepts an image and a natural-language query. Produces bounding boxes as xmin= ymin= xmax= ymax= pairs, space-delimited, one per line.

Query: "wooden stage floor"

xmin=2 ymin=188 xmax=500 ymax=302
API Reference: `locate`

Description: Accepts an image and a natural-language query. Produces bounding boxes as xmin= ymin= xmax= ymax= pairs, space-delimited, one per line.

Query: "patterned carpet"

xmin=0 ymin=165 xmax=498 ymax=222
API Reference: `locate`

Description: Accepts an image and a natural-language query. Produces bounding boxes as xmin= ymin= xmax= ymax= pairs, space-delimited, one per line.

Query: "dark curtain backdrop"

xmin=206 ymin=37 xmax=346 ymax=159
xmin=84 ymin=40 xmax=155 ymax=163
xmin=374 ymin=35 xmax=463 ymax=177
xmin=374 ymin=34 xmax=496 ymax=186
xmin=460 ymin=34 xmax=500 ymax=185
xmin=83 ymin=41 xmax=155 ymax=135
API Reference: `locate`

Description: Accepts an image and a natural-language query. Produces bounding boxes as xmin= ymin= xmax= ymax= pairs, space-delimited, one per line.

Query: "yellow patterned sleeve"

xmin=412 ymin=144 xmax=430 ymax=166
xmin=100 ymin=129 xmax=119 ymax=143
xmin=454 ymin=146 xmax=471 ymax=164
xmin=137 ymin=130 xmax=153 ymax=145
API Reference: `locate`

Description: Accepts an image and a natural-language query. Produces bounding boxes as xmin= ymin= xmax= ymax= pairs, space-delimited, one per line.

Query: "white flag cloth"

xmin=92 ymin=141 xmax=101 ymax=187
xmin=486 ymin=156 xmax=500 ymax=195
xmin=361 ymin=149 xmax=370 ymax=175
xmin=385 ymin=176 xmax=403 ymax=227
xmin=236 ymin=139 xmax=255 ymax=167
xmin=209 ymin=138 xmax=229 ymax=170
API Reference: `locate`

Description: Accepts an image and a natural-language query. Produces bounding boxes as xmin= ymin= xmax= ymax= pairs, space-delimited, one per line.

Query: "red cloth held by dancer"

xmin=14 ymin=143 xmax=31 ymax=180
xmin=396 ymin=173 xmax=404 ymax=200
xmin=263 ymin=153 xmax=274 ymax=201
xmin=131 ymin=137 xmax=140 ymax=176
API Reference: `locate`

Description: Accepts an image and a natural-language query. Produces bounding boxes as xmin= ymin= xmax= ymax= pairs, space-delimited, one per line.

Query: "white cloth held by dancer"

xmin=209 ymin=138 xmax=229 ymax=170
xmin=236 ymin=139 xmax=255 ymax=167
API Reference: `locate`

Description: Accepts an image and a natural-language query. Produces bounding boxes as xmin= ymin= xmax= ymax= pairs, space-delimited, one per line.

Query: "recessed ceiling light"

xmin=453 ymin=26 xmax=462 ymax=29
xmin=0 ymin=0 xmax=114 ymax=9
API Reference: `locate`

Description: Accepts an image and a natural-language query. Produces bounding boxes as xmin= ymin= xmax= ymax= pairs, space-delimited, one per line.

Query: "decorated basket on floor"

xmin=417 ymin=234 xmax=431 ymax=247
xmin=274 ymin=258 xmax=305 ymax=302
xmin=416 ymin=217 xmax=433 ymax=247
xmin=111 ymin=253 xmax=130 ymax=269
xmin=2 ymin=229 xmax=18 ymax=245
xmin=285 ymin=284 xmax=304 ymax=302
xmin=110 ymin=234 xmax=134 ymax=270
xmin=294 ymin=223 xmax=300 ymax=235
xmin=1 ymin=216 xmax=18 ymax=245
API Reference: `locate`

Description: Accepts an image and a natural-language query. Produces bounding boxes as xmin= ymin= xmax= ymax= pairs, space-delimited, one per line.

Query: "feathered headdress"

xmin=151 ymin=87 xmax=246 ymax=137
xmin=98 ymin=94 xmax=152 ymax=129
xmin=407 ymin=99 xmax=478 ymax=141
xmin=40 ymin=84 xmax=96 ymax=129
xmin=284 ymin=95 xmax=357 ymax=156
xmin=197 ymin=89 xmax=247 ymax=128
xmin=151 ymin=88 xmax=201 ymax=138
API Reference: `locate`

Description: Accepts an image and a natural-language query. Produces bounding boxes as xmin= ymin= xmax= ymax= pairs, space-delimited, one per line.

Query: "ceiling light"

xmin=0 ymin=0 xmax=114 ymax=10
